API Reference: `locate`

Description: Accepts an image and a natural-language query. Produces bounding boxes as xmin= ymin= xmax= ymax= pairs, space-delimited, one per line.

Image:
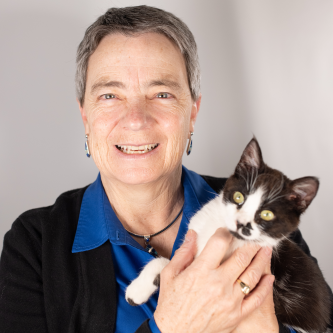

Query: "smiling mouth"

xmin=116 ymin=143 xmax=159 ymax=154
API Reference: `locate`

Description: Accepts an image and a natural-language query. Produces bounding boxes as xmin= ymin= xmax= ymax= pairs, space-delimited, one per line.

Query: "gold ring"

xmin=237 ymin=279 xmax=250 ymax=295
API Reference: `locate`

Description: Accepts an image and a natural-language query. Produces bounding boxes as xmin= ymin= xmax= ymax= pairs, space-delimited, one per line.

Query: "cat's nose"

xmin=245 ymin=222 xmax=252 ymax=230
xmin=236 ymin=221 xmax=253 ymax=230
xmin=236 ymin=221 xmax=243 ymax=230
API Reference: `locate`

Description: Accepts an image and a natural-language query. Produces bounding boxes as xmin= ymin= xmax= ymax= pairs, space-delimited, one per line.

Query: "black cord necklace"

xmin=125 ymin=204 xmax=184 ymax=257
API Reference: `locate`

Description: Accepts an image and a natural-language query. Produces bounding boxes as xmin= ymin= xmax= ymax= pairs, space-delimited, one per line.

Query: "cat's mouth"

xmin=229 ymin=230 xmax=245 ymax=240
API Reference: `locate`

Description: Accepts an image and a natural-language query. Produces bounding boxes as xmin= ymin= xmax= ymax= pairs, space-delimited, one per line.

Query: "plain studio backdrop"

xmin=1 ymin=0 xmax=332 ymax=288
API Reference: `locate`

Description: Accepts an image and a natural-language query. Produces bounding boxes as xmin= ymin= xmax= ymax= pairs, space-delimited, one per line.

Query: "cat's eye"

xmin=260 ymin=210 xmax=275 ymax=221
xmin=233 ymin=192 xmax=244 ymax=205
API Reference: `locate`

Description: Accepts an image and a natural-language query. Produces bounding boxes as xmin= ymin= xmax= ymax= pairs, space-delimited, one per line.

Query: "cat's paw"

xmin=125 ymin=274 xmax=160 ymax=306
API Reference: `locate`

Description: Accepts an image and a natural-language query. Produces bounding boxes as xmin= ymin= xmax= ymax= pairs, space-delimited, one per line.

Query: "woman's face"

xmin=79 ymin=32 xmax=200 ymax=185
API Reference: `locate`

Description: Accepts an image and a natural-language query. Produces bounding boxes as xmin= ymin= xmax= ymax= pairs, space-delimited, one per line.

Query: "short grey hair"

xmin=75 ymin=5 xmax=200 ymax=106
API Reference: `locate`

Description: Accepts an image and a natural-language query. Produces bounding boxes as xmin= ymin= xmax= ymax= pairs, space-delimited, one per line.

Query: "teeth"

xmin=116 ymin=143 xmax=158 ymax=154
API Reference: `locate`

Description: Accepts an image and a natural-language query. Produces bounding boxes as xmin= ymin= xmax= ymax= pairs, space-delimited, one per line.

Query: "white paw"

xmin=125 ymin=257 xmax=170 ymax=306
xmin=125 ymin=273 xmax=159 ymax=306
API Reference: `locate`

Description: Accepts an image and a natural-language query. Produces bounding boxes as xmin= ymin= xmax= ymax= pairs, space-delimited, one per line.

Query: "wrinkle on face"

xmin=80 ymin=32 xmax=199 ymax=189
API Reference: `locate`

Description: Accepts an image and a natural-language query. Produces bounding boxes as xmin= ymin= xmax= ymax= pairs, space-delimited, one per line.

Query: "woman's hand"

xmin=154 ymin=228 xmax=275 ymax=333
xmin=231 ymin=262 xmax=279 ymax=333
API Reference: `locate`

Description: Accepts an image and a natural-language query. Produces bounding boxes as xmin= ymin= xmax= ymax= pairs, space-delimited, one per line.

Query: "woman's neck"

xmin=100 ymin=165 xmax=184 ymax=237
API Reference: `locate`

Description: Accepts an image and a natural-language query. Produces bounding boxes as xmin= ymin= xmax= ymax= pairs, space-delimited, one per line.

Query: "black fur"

xmin=153 ymin=274 xmax=160 ymax=287
xmin=127 ymin=298 xmax=139 ymax=307
xmin=224 ymin=137 xmax=331 ymax=332
xmin=272 ymin=239 xmax=331 ymax=332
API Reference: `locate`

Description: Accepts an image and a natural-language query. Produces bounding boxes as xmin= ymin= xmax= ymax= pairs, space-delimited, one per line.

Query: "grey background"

xmin=1 ymin=0 xmax=332 ymax=288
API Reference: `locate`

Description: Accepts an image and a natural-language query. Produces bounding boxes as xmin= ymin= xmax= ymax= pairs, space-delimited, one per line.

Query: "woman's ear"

xmin=77 ymin=98 xmax=90 ymax=134
xmin=189 ymin=95 xmax=201 ymax=132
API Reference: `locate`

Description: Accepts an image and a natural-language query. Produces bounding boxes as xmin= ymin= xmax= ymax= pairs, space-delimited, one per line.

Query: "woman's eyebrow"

xmin=90 ymin=80 xmax=126 ymax=94
xmin=90 ymin=78 xmax=182 ymax=95
xmin=147 ymin=79 xmax=181 ymax=90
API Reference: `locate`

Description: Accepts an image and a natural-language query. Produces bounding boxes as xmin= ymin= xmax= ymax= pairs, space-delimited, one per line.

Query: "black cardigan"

xmin=0 ymin=175 xmax=331 ymax=333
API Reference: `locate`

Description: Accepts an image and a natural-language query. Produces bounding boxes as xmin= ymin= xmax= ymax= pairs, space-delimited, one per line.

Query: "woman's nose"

xmin=122 ymin=102 xmax=148 ymax=131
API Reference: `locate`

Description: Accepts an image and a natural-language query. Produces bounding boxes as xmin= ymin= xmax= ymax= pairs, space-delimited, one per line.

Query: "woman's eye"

xmin=260 ymin=210 xmax=275 ymax=221
xmin=103 ymin=94 xmax=116 ymax=99
xmin=233 ymin=192 xmax=244 ymax=205
xmin=157 ymin=93 xmax=170 ymax=98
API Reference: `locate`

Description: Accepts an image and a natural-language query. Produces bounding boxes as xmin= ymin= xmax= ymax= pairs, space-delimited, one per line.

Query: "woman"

xmin=0 ymin=5 xmax=330 ymax=333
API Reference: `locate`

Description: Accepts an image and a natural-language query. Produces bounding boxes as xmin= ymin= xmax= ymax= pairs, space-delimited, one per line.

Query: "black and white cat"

xmin=125 ymin=137 xmax=332 ymax=333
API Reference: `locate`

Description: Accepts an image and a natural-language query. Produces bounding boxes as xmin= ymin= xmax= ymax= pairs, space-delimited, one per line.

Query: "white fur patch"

xmin=255 ymin=231 xmax=280 ymax=247
xmin=126 ymin=186 xmax=282 ymax=306
xmin=223 ymin=187 xmax=265 ymax=241
xmin=189 ymin=194 xmax=227 ymax=257
xmin=125 ymin=257 xmax=169 ymax=305
xmin=238 ymin=187 xmax=264 ymax=225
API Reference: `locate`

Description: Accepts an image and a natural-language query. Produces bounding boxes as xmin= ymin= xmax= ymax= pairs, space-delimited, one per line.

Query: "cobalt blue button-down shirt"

xmin=72 ymin=166 xmax=217 ymax=332
xmin=72 ymin=166 xmax=295 ymax=333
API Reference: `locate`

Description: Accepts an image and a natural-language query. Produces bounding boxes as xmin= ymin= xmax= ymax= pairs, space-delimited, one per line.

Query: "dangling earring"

xmin=186 ymin=132 xmax=194 ymax=156
xmin=85 ymin=134 xmax=91 ymax=158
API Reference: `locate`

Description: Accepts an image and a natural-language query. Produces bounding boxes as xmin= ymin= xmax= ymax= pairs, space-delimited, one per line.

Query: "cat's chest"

xmin=187 ymin=195 xmax=257 ymax=261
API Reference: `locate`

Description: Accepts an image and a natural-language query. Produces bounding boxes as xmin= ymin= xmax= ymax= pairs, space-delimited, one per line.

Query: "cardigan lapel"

xmin=75 ymin=241 xmax=117 ymax=333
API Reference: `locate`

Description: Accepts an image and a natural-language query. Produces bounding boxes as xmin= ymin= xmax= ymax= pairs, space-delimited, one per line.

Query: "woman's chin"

xmin=110 ymin=167 xmax=163 ymax=185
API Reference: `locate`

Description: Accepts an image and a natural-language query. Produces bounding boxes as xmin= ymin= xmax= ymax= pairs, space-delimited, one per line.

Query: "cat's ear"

xmin=236 ymin=137 xmax=264 ymax=173
xmin=288 ymin=177 xmax=319 ymax=212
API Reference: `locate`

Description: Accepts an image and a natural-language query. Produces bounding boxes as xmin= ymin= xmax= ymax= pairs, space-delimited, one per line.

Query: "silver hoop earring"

xmin=85 ymin=134 xmax=91 ymax=158
xmin=186 ymin=132 xmax=193 ymax=156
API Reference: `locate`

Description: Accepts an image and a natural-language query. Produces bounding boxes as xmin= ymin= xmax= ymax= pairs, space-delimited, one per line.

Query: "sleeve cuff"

xmin=148 ymin=317 xmax=161 ymax=333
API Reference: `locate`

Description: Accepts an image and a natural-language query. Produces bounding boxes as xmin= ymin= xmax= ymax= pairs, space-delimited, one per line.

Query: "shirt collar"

xmin=72 ymin=166 xmax=217 ymax=253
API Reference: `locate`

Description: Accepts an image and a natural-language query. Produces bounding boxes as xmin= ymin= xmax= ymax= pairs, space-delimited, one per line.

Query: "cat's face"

xmin=222 ymin=138 xmax=319 ymax=246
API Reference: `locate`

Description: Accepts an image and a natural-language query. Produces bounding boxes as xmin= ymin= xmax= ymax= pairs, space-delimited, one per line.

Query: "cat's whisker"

xmin=204 ymin=189 xmax=220 ymax=196
xmin=250 ymin=167 xmax=254 ymax=191
xmin=266 ymin=194 xmax=286 ymax=205
xmin=241 ymin=164 xmax=251 ymax=191
xmin=239 ymin=164 xmax=249 ymax=191
xmin=238 ymin=171 xmax=250 ymax=191
xmin=252 ymin=167 xmax=258 ymax=191
xmin=272 ymin=246 xmax=280 ymax=260
xmin=266 ymin=174 xmax=285 ymax=203
xmin=266 ymin=185 xmax=283 ymax=202
xmin=279 ymin=234 xmax=294 ymax=246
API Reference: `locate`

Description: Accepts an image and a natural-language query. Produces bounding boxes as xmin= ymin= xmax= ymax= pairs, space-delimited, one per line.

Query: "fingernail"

xmin=185 ymin=229 xmax=194 ymax=243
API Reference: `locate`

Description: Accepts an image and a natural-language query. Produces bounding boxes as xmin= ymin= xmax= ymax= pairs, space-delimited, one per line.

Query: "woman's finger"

xmin=167 ymin=229 xmax=197 ymax=276
xmin=234 ymin=247 xmax=272 ymax=297
xmin=264 ymin=254 xmax=272 ymax=275
xmin=240 ymin=274 xmax=275 ymax=317
xmin=220 ymin=242 xmax=261 ymax=281
xmin=194 ymin=228 xmax=232 ymax=270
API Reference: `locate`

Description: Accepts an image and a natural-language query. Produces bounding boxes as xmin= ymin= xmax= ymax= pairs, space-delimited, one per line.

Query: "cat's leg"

xmin=125 ymin=257 xmax=170 ymax=306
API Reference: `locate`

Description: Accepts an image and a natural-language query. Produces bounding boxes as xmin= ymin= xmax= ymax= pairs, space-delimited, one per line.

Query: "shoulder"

xmin=5 ymin=186 xmax=89 ymax=252
xmin=199 ymin=174 xmax=228 ymax=193
xmin=16 ymin=186 xmax=88 ymax=229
